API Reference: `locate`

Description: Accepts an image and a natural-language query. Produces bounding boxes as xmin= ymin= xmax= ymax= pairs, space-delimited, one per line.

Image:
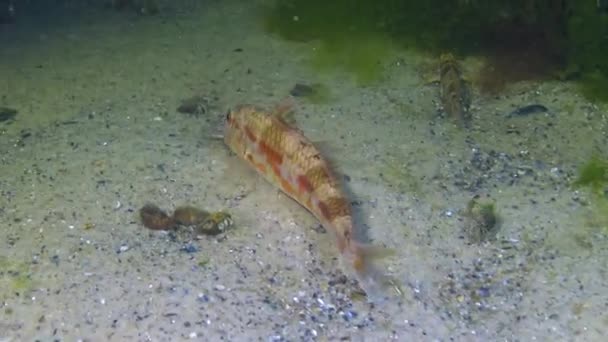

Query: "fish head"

xmin=439 ymin=52 xmax=461 ymax=78
xmin=439 ymin=53 xmax=455 ymax=65
xmin=223 ymin=104 xmax=259 ymax=155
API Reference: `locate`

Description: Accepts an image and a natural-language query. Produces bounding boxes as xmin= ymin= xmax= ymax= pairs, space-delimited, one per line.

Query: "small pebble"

xmin=477 ymin=286 xmax=491 ymax=298
xmin=214 ymin=284 xmax=226 ymax=291
xmin=181 ymin=244 xmax=198 ymax=253
xmin=0 ymin=107 xmax=17 ymax=122
xmin=341 ymin=310 xmax=358 ymax=321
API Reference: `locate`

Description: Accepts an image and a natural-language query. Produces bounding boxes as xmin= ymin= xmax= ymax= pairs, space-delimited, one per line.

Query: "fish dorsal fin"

xmin=271 ymin=97 xmax=297 ymax=127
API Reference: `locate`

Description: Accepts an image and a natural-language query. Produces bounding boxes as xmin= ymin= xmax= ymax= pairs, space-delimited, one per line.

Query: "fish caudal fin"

xmin=346 ymin=242 xmax=400 ymax=303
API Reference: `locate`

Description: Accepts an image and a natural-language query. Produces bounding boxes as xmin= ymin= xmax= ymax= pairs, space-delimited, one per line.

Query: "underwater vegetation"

xmin=573 ymin=157 xmax=608 ymax=236
xmin=574 ymin=157 xmax=608 ymax=194
xmin=264 ymin=0 xmax=608 ymax=101
xmin=463 ymin=195 xmax=500 ymax=243
xmin=310 ymin=33 xmax=396 ymax=84
xmin=263 ymin=0 xmax=399 ymax=84
xmin=0 ymin=256 xmax=35 ymax=300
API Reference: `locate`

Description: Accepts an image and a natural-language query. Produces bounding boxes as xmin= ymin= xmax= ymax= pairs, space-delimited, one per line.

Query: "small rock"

xmin=177 ymin=95 xmax=213 ymax=116
xmin=0 ymin=107 xmax=17 ymax=123
xmin=289 ymin=83 xmax=314 ymax=97
xmin=180 ymin=244 xmax=198 ymax=253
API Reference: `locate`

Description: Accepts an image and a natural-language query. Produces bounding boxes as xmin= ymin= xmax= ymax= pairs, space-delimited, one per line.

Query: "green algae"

xmin=574 ymin=157 xmax=608 ymax=194
xmin=579 ymin=72 xmax=608 ymax=105
xmin=0 ymin=256 xmax=35 ymax=299
xmin=310 ymin=33 xmax=396 ymax=84
xmin=464 ymin=196 xmax=500 ymax=243
xmin=197 ymin=257 xmax=210 ymax=268
xmin=263 ymin=0 xmax=403 ymax=84
xmin=554 ymin=156 xmax=608 ymax=251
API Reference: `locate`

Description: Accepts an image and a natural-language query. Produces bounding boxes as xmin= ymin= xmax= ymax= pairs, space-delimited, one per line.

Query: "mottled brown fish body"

xmin=224 ymin=104 xmax=390 ymax=300
xmin=224 ymin=105 xmax=353 ymax=251
xmin=439 ymin=53 xmax=470 ymax=125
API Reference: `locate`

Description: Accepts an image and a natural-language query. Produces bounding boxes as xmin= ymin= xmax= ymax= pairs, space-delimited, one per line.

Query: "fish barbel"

xmin=223 ymin=103 xmax=392 ymax=301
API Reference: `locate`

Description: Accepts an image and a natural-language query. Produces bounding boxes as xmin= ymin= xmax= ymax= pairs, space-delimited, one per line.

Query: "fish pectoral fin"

xmin=277 ymin=110 xmax=298 ymax=127
xmin=271 ymin=97 xmax=298 ymax=126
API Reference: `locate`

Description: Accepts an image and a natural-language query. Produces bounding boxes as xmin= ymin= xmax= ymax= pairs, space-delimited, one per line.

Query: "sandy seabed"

xmin=1 ymin=1 xmax=607 ymax=341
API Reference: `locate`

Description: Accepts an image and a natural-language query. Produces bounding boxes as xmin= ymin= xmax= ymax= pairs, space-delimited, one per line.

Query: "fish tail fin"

xmin=345 ymin=242 xmax=400 ymax=303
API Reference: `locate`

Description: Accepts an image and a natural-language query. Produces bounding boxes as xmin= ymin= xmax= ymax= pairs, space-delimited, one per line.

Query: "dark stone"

xmin=289 ymin=83 xmax=314 ymax=97
xmin=0 ymin=107 xmax=17 ymax=122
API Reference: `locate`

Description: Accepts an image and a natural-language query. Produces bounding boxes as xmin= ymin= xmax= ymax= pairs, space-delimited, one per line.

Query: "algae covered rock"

xmin=463 ymin=195 xmax=500 ymax=243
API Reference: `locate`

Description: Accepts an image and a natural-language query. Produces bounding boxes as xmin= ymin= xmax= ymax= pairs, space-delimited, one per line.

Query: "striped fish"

xmin=223 ymin=103 xmax=393 ymax=301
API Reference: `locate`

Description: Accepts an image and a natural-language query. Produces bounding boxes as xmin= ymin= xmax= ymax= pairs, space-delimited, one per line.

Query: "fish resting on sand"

xmin=223 ymin=103 xmax=395 ymax=301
